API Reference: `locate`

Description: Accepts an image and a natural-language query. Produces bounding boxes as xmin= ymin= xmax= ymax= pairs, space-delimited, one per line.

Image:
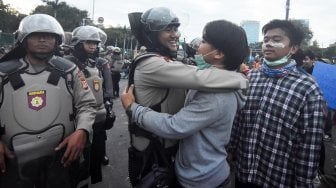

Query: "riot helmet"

xmin=190 ymin=37 xmax=202 ymax=51
xmin=140 ymin=7 xmax=180 ymax=32
xmin=70 ymin=25 xmax=102 ymax=46
xmin=113 ymin=47 xmax=121 ymax=54
xmin=16 ymin=14 xmax=64 ymax=45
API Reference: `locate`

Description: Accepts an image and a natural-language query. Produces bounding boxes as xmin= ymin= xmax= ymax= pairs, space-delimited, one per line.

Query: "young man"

xmin=121 ymin=19 xmax=249 ymax=188
xmin=0 ymin=14 xmax=96 ymax=188
xmin=302 ymin=49 xmax=316 ymax=74
xmin=229 ymin=19 xmax=326 ymax=188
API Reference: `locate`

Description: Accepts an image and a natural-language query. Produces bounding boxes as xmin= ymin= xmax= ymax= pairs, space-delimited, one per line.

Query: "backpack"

xmin=127 ymin=53 xmax=177 ymax=188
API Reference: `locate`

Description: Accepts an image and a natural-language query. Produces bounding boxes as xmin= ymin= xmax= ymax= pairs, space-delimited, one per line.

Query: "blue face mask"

xmin=194 ymin=54 xmax=212 ymax=70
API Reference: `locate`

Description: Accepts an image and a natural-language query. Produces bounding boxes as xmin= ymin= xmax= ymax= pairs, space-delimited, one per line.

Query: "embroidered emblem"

xmin=27 ymin=90 xmax=46 ymax=111
xmin=78 ymin=70 xmax=89 ymax=90
xmin=93 ymin=80 xmax=100 ymax=92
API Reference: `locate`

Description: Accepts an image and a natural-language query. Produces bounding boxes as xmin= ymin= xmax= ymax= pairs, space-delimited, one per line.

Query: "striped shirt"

xmin=229 ymin=67 xmax=326 ymax=188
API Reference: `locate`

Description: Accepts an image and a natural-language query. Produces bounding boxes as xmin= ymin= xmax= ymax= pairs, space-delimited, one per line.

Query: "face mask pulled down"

xmin=263 ymin=42 xmax=292 ymax=67
xmin=194 ymin=50 xmax=216 ymax=70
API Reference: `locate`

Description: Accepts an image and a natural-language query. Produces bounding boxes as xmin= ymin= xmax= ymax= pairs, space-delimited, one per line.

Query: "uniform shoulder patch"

xmin=77 ymin=70 xmax=89 ymax=90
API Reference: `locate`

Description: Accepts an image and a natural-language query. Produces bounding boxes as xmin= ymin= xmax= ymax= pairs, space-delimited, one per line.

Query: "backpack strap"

xmin=128 ymin=52 xmax=159 ymax=86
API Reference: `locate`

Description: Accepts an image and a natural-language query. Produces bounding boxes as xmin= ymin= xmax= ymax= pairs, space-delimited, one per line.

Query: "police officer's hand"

xmin=0 ymin=141 xmax=14 ymax=173
xmin=55 ymin=129 xmax=87 ymax=167
xmin=121 ymin=84 xmax=135 ymax=109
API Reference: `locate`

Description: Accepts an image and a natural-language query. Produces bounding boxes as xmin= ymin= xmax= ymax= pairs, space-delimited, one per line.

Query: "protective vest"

xmin=84 ymin=63 xmax=106 ymax=123
xmin=111 ymin=56 xmax=124 ymax=72
xmin=66 ymin=56 xmax=106 ymax=124
xmin=0 ymin=56 xmax=76 ymax=164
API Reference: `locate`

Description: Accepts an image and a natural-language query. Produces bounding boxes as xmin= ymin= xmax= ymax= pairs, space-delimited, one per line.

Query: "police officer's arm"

xmin=55 ymin=68 xmax=96 ymax=167
xmin=0 ymin=83 xmax=14 ymax=173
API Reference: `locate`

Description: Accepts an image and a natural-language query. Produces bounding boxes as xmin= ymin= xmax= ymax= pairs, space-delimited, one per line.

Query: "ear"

xmin=214 ymin=50 xmax=225 ymax=61
xmin=290 ymin=45 xmax=299 ymax=55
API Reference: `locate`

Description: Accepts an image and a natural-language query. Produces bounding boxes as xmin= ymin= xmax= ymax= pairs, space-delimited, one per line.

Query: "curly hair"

xmin=262 ymin=19 xmax=304 ymax=46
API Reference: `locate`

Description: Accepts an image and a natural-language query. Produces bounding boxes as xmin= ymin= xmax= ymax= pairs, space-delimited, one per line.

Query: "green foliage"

xmin=0 ymin=0 xmax=26 ymax=32
xmin=32 ymin=1 xmax=88 ymax=31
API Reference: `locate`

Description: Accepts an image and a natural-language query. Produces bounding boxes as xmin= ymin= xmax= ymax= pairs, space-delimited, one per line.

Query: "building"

xmin=241 ymin=20 xmax=260 ymax=45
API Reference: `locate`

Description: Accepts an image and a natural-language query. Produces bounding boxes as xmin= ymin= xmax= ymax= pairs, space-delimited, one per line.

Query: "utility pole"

xmin=92 ymin=0 xmax=95 ymax=22
xmin=286 ymin=0 xmax=290 ymax=20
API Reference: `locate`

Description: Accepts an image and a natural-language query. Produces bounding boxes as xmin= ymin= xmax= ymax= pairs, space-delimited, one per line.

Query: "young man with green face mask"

xmin=229 ymin=19 xmax=327 ymax=188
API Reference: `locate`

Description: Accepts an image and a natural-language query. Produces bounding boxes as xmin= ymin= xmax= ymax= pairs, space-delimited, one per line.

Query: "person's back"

xmin=230 ymin=19 xmax=326 ymax=188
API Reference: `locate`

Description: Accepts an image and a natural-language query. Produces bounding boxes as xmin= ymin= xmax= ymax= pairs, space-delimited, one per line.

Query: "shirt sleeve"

xmin=131 ymin=91 xmax=227 ymax=139
xmin=136 ymin=57 xmax=248 ymax=91
xmin=72 ymin=67 xmax=97 ymax=133
xmin=295 ymin=85 xmax=326 ymax=186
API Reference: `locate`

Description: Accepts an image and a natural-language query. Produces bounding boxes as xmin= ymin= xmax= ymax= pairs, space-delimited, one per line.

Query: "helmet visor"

xmin=141 ymin=7 xmax=180 ymax=31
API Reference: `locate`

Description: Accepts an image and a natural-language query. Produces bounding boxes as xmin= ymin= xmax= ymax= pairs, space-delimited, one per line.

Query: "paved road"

xmin=93 ymin=78 xmax=336 ymax=188
xmin=93 ymin=78 xmax=131 ymax=188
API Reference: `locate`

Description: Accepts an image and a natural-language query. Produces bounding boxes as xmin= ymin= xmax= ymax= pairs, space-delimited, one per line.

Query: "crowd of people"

xmin=0 ymin=6 xmax=335 ymax=188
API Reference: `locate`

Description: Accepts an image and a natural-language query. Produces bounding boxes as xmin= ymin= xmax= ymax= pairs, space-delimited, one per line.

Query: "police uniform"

xmin=65 ymin=55 xmax=114 ymax=184
xmin=0 ymin=56 xmax=96 ymax=188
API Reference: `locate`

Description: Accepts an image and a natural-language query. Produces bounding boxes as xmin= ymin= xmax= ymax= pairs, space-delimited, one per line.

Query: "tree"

xmin=33 ymin=0 xmax=89 ymax=31
xmin=0 ymin=0 xmax=26 ymax=33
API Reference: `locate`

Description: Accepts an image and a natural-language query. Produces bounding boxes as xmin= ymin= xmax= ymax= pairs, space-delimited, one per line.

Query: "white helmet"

xmin=113 ymin=47 xmax=121 ymax=53
xmin=71 ymin=25 xmax=106 ymax=46
xmin=16 ymin=14 xmax=64 ymax=45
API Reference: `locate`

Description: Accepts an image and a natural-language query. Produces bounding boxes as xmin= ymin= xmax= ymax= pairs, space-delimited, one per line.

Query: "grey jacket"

xmin=131 ymin=80 xmax=246 ymax=187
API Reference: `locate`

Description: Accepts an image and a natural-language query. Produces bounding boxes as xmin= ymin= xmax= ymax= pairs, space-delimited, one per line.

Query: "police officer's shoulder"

xmin=49 ymin=56 xmax=76 ymax=73
xmin=0 ymin=59 xmax=26 ymax=76
xmin=134 ymin=52 xmax=159 ymax=63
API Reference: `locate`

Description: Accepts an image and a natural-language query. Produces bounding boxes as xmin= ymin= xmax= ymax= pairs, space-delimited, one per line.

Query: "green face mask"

xmin=194 ymin=50 xmax=216 ymax=70
xmin=264 ymin=55 xmax=289 ymax=67
xmin=194 ymin=54 xmax=212 ymax=70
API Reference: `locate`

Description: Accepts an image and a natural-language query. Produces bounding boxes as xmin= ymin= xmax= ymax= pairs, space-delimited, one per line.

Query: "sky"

xmin=3 ymin=0 xmax=336 ymax=46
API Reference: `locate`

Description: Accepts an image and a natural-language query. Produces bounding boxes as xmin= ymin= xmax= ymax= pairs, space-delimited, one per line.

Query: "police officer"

xmin=110 ymin=47 xmax=123 ymax=97
xmin=65 ymin=25 xmax=115 ymax=184
xmin=0 ymin=14 xmax=96 ymax=188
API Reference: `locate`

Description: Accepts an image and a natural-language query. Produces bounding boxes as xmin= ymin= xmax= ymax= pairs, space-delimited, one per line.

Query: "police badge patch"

xmin=27 ymin=90 xmax=46 ymax=111
xmin=93 ymin=80 xmax=100 ymax=92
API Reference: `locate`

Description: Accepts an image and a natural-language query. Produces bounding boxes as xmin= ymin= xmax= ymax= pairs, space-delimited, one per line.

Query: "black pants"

xmin=111 ymin=72 xmax=121 ymax=97
xmin=0 ymin=148 xmax=89 ymax=188
xmin=90 ymin=122 xmax=107 ymax=184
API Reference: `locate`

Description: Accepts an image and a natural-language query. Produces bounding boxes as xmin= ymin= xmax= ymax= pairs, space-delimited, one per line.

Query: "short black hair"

xmin=304 ymin=49 xmax=316 ymax=59
xmin=203 ymin=20 xmax=249 ymax=71
xmin=262 ymin=19 xmax=304 ymax=46
xmin=291 ymin=48 xmax=305 ymax=66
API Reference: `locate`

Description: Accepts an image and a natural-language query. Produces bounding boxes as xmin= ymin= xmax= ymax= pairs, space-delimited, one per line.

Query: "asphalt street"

xmin=93 ymin=78 xmax=336 ymax=188
xmin=92 ymin=78 xmax=131 ymax=188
